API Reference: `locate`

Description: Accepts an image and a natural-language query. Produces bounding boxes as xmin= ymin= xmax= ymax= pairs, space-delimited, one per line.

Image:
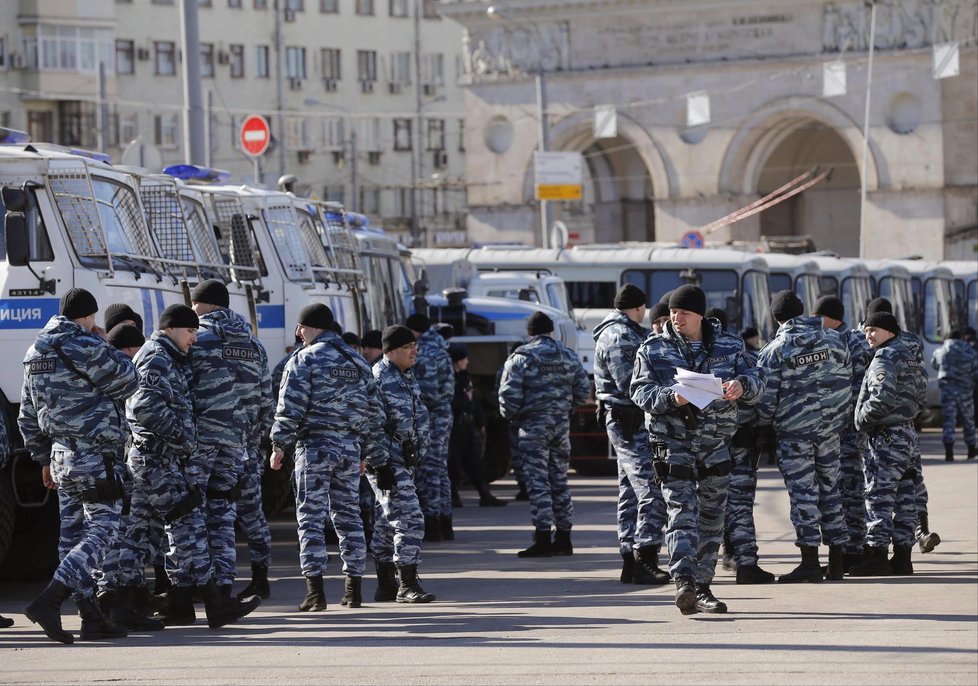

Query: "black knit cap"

xmin=190 ymin=279 xmax=230 ymax=308
xmin=705 ymin=307 xmax=729 ymax=332
xmin=866 ymin=297 xmax=892 ymax=317
xmin=383 ymin=324 xmax=416 ymax=352
xmin=107 ymin=323 xmax=145 ymax=350
xmin=649 ymin=302 xmax=670 ymax=321
xmin=159 ymin=304 xmax=199 ymax=330
xmin=60 ymin=288 xmax=98 ymax=320
xmin=104 ymin=303 xmax=140 ymax=331
xmin=657 ymin=289 xmax=674 ymax=305
xmin=298 ymin=303 xmax=334 ymax=330
xmin=668 ymin=285 xmax=706 ymax=316
xmin=813 ymin=295 xmax=845 ymax=321
xmin=449 ymin=343 xmax=468 ymax=362
xmin=527 ymin=311 xmax=554 ymax=335
xmin=405 ymin=312 xmax=430 ymax=333
xmin=361 ymin=329 xmax=383 ymax=350
xmin=771 ymin=290 xmax=804 ymax=322
xmin=865 ymin=311 xmax=900 ymax=335
xmin=614 ymin=283 xmax=647 ymax=311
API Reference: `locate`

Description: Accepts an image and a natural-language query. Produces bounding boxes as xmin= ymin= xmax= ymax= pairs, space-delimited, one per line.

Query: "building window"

xmin=357 ymin=50 xmax=376 ymax=82
xmin=356 ymin=0 xmax=374 ymax=16
xmin=154 ymin=114 xmax=179 ymax=149
xmin=115 ymin=40 xmax=135 ymax=75
xmin=320 ymin=0 xmax=338 ymax=11
xmin=154 ymin=41 xmax=176 ymax=76
xmin=0 ymin=38 xmax=6 ymax=69
xmin=116 ymin=112 xmax=139 ymax=146
xmin=321 ymin=48 xmax=340 ymax=80
xmin=27 ymin=111 xmax=53 ymax=142
xmin=393 ymin=118 xmax=412 ymax=151
xmin=422 ymin=0 xmax=439 ymax=19
xmin=228 ymin=0 xmax=242 ymax=7
xmin=458 ymin=118 xmax=465 ymax=152
xmin=285 ymin=0 xmax=303 ymax=10
xmin=286 ymin=46 xmax=306 ymax=79
xmin=59 ymin=101 xmax=97 ymax=148
xmin=200 ymin=43 xmax=215 ymax=78
xmin=29 ymin=25 xmax=115 ymax=74
xmin=426 ymin=118 xmax=445 ymax=150
xmin=357 ymin=118 xmax=380 ymax=152
xmin=323 ymin=184 xmax=344 ymax=204
xmin=256 ymin=45 xmax=270 ymax=78
xmin=198 ymin=0 xmax=212 ymax=7
xmin=254 ymin=0 xmax=267 ymax=8
xmin=228 ymin=44 xmax=245 ymax=78
xmin=360 ymin=187 xmax=380 ymax=213
xmin=284 ymin=116 xmax=309 ymax=150
xmin=390 ymin=51 xmax=411 ymax=85
xmin=421 ymin=53 xmax=444 ymax=87
xmin=389 ymin=0 xmax=407 ymax=17
xmin=322 ymin=117 xmax=345 ymax=150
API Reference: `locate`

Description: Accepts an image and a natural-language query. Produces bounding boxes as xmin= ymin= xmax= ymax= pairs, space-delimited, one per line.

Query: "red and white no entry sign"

xmin=240 ymin=115 xmax=271 ymax=157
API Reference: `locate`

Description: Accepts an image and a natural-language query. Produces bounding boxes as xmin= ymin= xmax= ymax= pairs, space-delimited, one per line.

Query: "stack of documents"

xmin=669 ymin=369 xmax=724 ymax=410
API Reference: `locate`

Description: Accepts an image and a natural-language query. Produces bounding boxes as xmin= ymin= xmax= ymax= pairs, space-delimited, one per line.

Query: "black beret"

xmin=705 ymin=307 xmax=729 ymax=332
xmin=383 ymin=324 xmax=416 ymax=352
xmin=668 ymin=285 xmax=706 ymax=317
xmin=866 ymin=297 xmax=892 ymax=317
xmin=865 ymin=311 xmax=900 ymax=335
xmin=813 ymin=295 xmax=845 ymax=321
xmin=448 ymin=343 xmax=468 ymax=362
xmin=60 ymin=288 xmax=98 ymax=320
xmin=104 ymin=303 xmax=139 ymax=331
xmin=649 ymin=302 xmax=670 ymax=322
xmin=771 ymin=290 xmax=804 ymax=322
xmin=298 ymin=303 xmax=334 ymax=330
xmin=159 ymin=304 xmax=199 ymax=330
xmin=405 ymin=313 xmax=431 ymax=333
xmin=341 ymin=331 xmax=361 ymax=347
xmin=614 ymin=283 xmax=647 ymax=311
xmin=527 ymin=311 xmax=554 ymax=335
xmin=361 ymin=329 xmax=383 ymax=350
xmin=107 ymin=323 xmax=145 ymax=350
xmin=190 ymin=279 xmax=229 ymax=308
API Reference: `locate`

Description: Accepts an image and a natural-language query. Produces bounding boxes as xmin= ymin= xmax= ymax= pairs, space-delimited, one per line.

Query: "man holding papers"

xmin=630 ymin=285 xmax=762 ymax=616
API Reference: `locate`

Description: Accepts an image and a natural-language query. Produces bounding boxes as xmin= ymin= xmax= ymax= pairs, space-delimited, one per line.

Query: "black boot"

xmin=633 ymin=546 xmax=671 ymax=585
xmin=695 ymin=583 xmax=728 ymax=614
xmin=24 ymin=579 xmax=73 ymax=644
xmin=736 ymin=564 xmax=775 ymax=584
xmin=451 ymin=487 xmax=464 ymax=508
xmin=423 ymin=515 xmax=443 ymax=543
xmin=779 ymin=545 xmax=824 ymax=583
xmin=890 ymin=545 xmax=914 ymax=575
xmin=298 ymin=575 xmax=327 ymax=612
xmin=340 ymin=576 xmax=362 ymax=608
xmin=826 ymin=545 xmax=845 ymax=581
xmin=440 ymin=515 xmax=455 ymax=541
xmin=620 ymin=552 xmax=635 ymax=583
xmin=237 ymin=563 xmax=270 ymax=600
xmin=160 ymin=585 xmax=196 ymax=626
xmin=153 ymin=564 xmax=171 ymax=597
xmin=944 ymin=441 xmax=954 ymax=462
xmin=77 ymin=595 xmax=128 ymax=641
xmin=968 ymin=444 xmax=977 ymax=460
xmin=849 ymin=546 xmax=892 ymax=576
xmin=916 ymin=511 xmax=942 ymax=554
xmin=396 ymin=564 xmax=435 ymax=603
xmin=374 ymin=560 xmax=399 ymax=602
xmin=478 ymin=491 xmax=507 ymax=507
xmin=0 ymin=614 xmax=13 ymax=629
xmin=109 ymin=585 xmax=165 ymax=631
xmin=674 ymin=576 xmax=698 ymax=616
xmin=553 ymin=529 xmax=573 ymax=556
xmin=132 ymin=584 xmax=167 ymax=615
xmin=721 ymin=534 xmax=736 ymax=572
xmin=203 ymin=579 xmax=261 ymax=629
xmin=517 ymin=528 xmax=553 ymax=558
xmin=843 ymin=551 xmax=864 ymax=574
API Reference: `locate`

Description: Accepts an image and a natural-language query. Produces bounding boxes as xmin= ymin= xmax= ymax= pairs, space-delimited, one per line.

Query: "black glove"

xmin=376 ymin=463 xmax=396 ymax=493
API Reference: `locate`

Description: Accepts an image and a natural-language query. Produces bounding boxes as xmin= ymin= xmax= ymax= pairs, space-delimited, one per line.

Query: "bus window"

xmin=841 ymin=276 xmax=872 ymax=326
xmin=923 ymin=277 xmax=954 ymax=343
xmin=742 ymin=269 xmax=774 ymax=343
xmin=768 ymin=273 xmax=790 ymax=294
xmin=819 ymin=275 xmax=839 ymax=297
xmin=566 ymin=281 xmax=617 ymax=309
xmin=969 ymin=281 xmax=977 ymax=331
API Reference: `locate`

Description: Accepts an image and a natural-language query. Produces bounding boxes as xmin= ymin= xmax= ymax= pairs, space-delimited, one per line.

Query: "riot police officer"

xmin=931 ymin=329 xmax=978 ymax=461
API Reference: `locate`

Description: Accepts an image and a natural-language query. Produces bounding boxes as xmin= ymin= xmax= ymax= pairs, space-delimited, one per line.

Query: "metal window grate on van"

xmin=48 ymin=170 xmax=108 ymax=258
xmin=265 ymin=203 xmax=312 ymax=282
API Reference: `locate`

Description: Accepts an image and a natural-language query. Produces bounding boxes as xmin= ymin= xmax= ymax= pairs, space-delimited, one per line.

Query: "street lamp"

xmin=303 ymin=98 xmax=358 ymax=212
xmin=858 ymin=0 xmax=878 ymax=259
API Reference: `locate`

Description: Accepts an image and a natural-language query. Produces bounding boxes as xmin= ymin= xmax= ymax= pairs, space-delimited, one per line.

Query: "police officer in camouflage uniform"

xmin=500 ymin=312 xmax=591 ymax=558
xmin=850 ymin=311 xmax=927 ymax=576
xmin=930 ymin=329 xmax=978 ymax=461
xmin=19 ymin=288 xmax=138 ymax=644
xmin=812 ymin=295 xmax=873 ymax=572
xmin=593 ymin=284 xmax=670 ymax=584
xmin=366 ymin=325 xmax=436 ymax=603
xmin=406 ymin=313 xmax=455 ymax=542
xmin=630 ymin=286 xmax=762 ymax=615
xmin=757 ymin=291 xmax=852 ymax=583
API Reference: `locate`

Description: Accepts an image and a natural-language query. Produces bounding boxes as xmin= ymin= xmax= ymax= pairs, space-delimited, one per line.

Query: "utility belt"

xmin=649 ymin=441 xmax=733 ymax=485
xmin=80 ymin=454 xmax=125 ymax=504
xmin=384 ymin=420 xmax=419 ymax=468
xmin=598 ymin=401 xmax=645 ymax=441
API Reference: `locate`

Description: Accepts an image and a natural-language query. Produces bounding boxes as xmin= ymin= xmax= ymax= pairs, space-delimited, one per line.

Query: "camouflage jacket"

xmin=931 ymin=338 xmax=978 ymax=390
xmin=593 ymin=310 xmax=648 ymax=407
xmin=840 ymin=323 xmax=873 ymax=421
xmin=630 ymin=319 xmax=762 ymax=444
xmin=269 ymin=330 xmax=383 ymax=451
xmin=854 ymin=336 xmax=926 ymax=432
xmin=368 ymin=357 xmax=431 ymax=468
xmin=19 ymin=316 xmax=138 ymax=464
xmin=413 ymin=328 xmax=454 ymax=410
xmin=127 ymin=331 xmax=196 ymax=457
xmin=756 ymin=316 xmax=852 ymax=440
xmin=498 ymin=335 xmax=590 ymax=421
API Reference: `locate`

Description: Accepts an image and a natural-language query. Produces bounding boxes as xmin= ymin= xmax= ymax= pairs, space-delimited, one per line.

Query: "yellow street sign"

xmin=536 ymin=184 xmax=582 ymax=200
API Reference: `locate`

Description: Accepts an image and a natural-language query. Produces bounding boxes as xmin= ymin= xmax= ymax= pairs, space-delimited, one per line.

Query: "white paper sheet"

xmin=670 ymin=369 xmax=724 ymax=410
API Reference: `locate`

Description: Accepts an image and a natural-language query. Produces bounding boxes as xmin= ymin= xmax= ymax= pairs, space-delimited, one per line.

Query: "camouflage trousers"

xmin=292 ymin=434 xmax=366 ymax=577
xmin=724 ymin=444 xmax=760 ymax=567
xmin=608 ymin=421 xmax=665 ymax=553
xmin=417 ymin=402 xmax=453 ymax=519
xmin=775 ymin=434 xmax=848 ymax=548
xmin=940 ymin=382 xmax=977 ymax=446
xmin=184 ymin=444 xmax=247 ymax=586
xmin=864 ymin=422 xmax=918 ymax=548
xmin=367 ymin=456 xmax=424 ymax=566
xmin=49 ymin=448 xmax=123 ymax=601
xmin=517 ymin=413 xmax=574 ymax=532
xmin=100 ymin=463 xmax=166 ymax=590
xmin=838 ymin=430 xmax=868 ymax=555
xmin=657 ymin=437 xmax=729 ymax=584
xmin=508 ymin=422 xmax=523 ymax=485
xmin=236 ymin=446 xmax=272 ymax=568
xmin=913 ymin=449 xmax=928 ymax=516
xmin=117 ymin=447 xmax=212 ymax=589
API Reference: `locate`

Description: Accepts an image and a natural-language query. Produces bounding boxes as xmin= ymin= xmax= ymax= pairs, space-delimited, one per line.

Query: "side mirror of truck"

xmin=4 ymin=212 xmax=30 ymax=267
xmin=1 ymin=186 xmax=27 ymax=213
xmin=413 ymin=267 xmax=429 ymax=296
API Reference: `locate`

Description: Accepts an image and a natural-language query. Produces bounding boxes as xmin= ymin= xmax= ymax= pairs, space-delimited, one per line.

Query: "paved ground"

xmin=0 ymin=430 xmax=976 ymax=685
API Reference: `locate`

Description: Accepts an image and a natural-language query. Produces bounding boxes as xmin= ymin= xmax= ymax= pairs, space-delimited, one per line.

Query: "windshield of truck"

xmin=295 ymin=207 xmax=336 ymax=283
xmin=841 ymin=275 xmax=872 ymax=326
xmin=264 ymin=203 xmax=313 ymax=282
xmin=742 ymin=269 xmax=774 ymax=342
xmin=139 ymin=183 xmax=194 ymax=264
xmin=207 ymin=195 xmax=267 ymax=278
xmin=91 ymin=177 xmax=156 ymax=258
xmin=566 ymin=281 xmax=617 ymax=310
xmin=487 ymin=288 xmax=540 ymax=302
xmin=923 ymin=277 xmax=955 ymax=343
xmin=877 ymin=276 xmax=915 ymax=333
xmin=546 ymin=281 xmax=573 ymax=317
xmin=179 ymin=195 xmax=229 ymax=279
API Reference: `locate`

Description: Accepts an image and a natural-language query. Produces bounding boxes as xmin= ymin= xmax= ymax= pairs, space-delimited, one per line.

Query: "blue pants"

xmin=237 ymin=446 xmax=272 ymax=568
xmin=416 ymin=402 xmax=453 ymax=519
xmin=838 ymin=429 xmax=867 ymax=555
xmin=517 ymin=413 xmax=573 ymax=531
xmin=776 ymin=435 xmax=848 ymax=548
xmin=940 ymin=383 xmax=977 ymax=446
xmin=864 ymin=423 xmax=918 ymax=548
xmin=609 ymin=420 xmax=665 ymax=553
xmin=724 ymin=444 xmax=760 ymax=567
xmin=185 ymin=444 xmax=247 ymax=586
xmin=367 ymin=460 xmax=425 ymax=566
